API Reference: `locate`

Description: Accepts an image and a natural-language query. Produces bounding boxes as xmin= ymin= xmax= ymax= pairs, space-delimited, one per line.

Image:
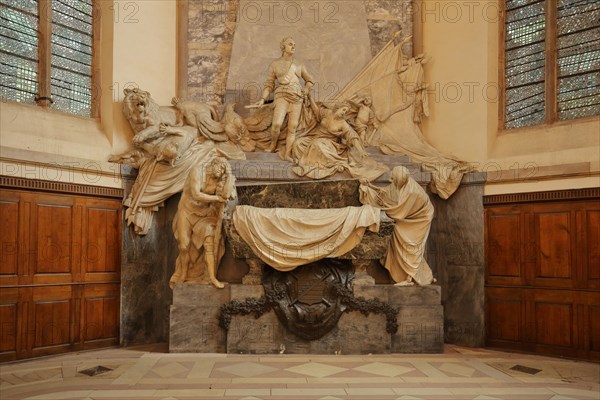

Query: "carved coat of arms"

xmin=263 ymin=260 xmax=353 ymax=340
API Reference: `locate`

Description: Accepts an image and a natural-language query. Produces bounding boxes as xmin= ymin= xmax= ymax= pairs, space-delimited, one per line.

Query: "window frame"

xmin=499 ymin=0 xmax=599 ymax=132
xmin=2 ymin=0 xmax=100 ymax=119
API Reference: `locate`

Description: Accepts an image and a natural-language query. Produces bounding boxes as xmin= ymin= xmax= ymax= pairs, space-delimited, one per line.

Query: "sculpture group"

xmin=112 ymin=34 xmax=471 ymax=289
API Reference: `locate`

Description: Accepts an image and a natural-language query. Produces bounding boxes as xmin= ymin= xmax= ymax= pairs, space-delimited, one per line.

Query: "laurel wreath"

xmin=218 ymin=283 xmax=399 ymax=335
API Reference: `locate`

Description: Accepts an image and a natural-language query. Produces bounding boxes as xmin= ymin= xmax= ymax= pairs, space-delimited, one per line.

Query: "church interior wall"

xmin=0 ymin=0 xmax=598 ymax=357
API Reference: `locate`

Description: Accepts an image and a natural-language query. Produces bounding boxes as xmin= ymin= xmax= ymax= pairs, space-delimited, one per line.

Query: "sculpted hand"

xmin=303 ymin=82 xmax=314 ymax=96
xmin=359 ymin=178 xmax=370 ymax=185
xmin=159 ymin=123 xmax=167 ymax=134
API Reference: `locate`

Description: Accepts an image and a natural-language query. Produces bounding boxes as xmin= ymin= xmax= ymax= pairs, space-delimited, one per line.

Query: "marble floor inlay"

xmin=0 ymin=345 xmax=598 ymax=399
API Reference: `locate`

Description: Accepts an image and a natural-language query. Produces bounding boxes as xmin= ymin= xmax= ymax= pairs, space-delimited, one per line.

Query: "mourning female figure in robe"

xmin=359 ymin=166 xmax=435 ymax=286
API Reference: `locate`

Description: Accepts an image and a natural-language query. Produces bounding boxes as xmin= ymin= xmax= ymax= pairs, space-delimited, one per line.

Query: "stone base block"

xmin=169 ymin=285 xmax=230 ymax=353
xmin=392 ymin=305 xmax=444 ymax=353
xmin=226 ymin=312 xmax=391 ymax=355
xmin=170 ymin=283 xmax=444 ymax=354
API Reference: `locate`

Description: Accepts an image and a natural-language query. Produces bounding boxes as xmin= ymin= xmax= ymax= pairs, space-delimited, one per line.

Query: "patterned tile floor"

xmin=1 ymin=345 xmax=598 ymax=399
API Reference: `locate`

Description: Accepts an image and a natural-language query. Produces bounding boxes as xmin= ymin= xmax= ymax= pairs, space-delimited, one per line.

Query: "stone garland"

xmin=218 ymin=284 xmax=399 ymax=335
xmin=218 ymin=285 xmax=286 ymax=331
xmin=332 ymin=282 xmax=399 ymax=335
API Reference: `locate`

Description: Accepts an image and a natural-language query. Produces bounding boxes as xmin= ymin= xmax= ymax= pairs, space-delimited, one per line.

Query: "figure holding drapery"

xmin=359 ymin=166 xmax=436 ymax=286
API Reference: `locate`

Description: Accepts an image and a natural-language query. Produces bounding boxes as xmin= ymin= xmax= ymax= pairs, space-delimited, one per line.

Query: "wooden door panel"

xmin=30 ymin=286 xmax=76 ymax=357
xmin=486 ymin=209 xmax=523 ymax=285
xmin=485 ymin=288 xmax=523 ymax=347
xmin=585 ymin=209 xmax=600 ymax=289
xmin=532 ymin=209 xmax=575 ymax=288
xmin=534 ymin=301 xmax=573 ymax=348
xmin=0 ymin=200 xmax=19 ymax=278
xmin=588 ymin=305 xmax=600 ymax=354
xmin=83 ymin=205 xmax=121 ymax=281
xmin=82 ymin=284 xmax=120 ymax=348
xmin=0 ymin=187 xmax=122 ymax=360
xmin=0 ymin=288 xmax=20 ymax=361
xmin=34 ymin=202 xmax=74 ymax=279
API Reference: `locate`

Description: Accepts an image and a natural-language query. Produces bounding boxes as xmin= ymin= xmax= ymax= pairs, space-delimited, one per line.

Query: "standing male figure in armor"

xmin=254 ymin=37 xmax=315 ymax=161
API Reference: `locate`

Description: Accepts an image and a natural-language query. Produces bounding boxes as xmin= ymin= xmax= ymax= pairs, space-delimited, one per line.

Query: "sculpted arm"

xmin=301 ymin=63 xmax=315 ymax=91
xmin=188 ymin=167 xmax=225 ymax=204
xmin=257 ymin=64 xmax=277 ymax=106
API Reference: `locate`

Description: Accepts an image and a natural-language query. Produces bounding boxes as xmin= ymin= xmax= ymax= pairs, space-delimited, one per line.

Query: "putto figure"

xmin=253 ymin=36 xmax=315 ymax=161
xmin=347 ymin=95 xmax=379 ymax=145
xmin=170 ymin=157 xmax=236 ymax=289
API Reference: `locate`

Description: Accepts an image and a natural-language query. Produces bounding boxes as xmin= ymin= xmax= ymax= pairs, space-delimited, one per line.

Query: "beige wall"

xmin=111 ymin=0 xmax=177 ymax=154
xmin=1 ymin=0 xmax=598 ymax=194
xmin=417 ymin=0 xmax=599 ymax=194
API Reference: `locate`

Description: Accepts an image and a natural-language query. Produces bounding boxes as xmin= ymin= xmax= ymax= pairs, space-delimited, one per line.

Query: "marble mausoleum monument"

xmin=111 ymin=4 xmax=485 ymax=354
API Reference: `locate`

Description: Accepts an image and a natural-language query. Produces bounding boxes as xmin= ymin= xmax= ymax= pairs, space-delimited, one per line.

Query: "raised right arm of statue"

xmin=189 ymin=167 xmax=221 ymax=203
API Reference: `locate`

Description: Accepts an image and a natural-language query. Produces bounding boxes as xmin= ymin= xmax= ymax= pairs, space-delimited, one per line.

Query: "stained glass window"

xmin=0 ymin=0 xmax=94 ymax=117
xmin=0 ymin=0 xmax=39 ymax=104
xmin=504 ymin=0 xmax=600 ymax=129
xmin=51 ymin=0 xmax=93 ymax=116
xmin=557 ymin=0 xmax=600 ymax=121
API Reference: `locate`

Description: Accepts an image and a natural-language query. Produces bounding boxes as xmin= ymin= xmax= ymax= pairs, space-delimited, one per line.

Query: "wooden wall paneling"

xmin=583 ymin=205 xmax=600 ymax=290
xmin=20 ymin=195 xmax=33 ymax=285
xmin=485 ymin=191 xmax=600 ymax=361
xmin=0 ymin=288 xmax=20 ymax=362
xmin=72 ymin=200 xmax=84 ymax=283
xmin=586 ymin=303 xmax=600 ymax=360
xmin=32 ymin=194 xmax=77 ymax=285
xmin=0 ymin=192 xmax=20 ymax=286
xmin=81 ymin=283 xmax=119 ymax=349
xmin=530 ymin=289 xmax=576 ymax=358
xmin=530 ymin=203 xmax=576 ymax=289
xmin=485 ymin=206 xmax=524 ymax=286
xmin=81 ymin=198 xmax=122 ymax=283
xmin=485 ymin=287 xmax=525 ymax=350
xmin=0 ymin=187 xmax=123 ymax=360
xmin=30 ymin=285 xmax=76 ymax=358
xmin=523 ymin=209 xmax=536 ymax=286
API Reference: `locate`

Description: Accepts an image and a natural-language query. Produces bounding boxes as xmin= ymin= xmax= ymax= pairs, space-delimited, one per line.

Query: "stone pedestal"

xmin=170 ymin=283 xmax=443 ymax=354
xmin=169 ymin=285 xmax=231 ymax=353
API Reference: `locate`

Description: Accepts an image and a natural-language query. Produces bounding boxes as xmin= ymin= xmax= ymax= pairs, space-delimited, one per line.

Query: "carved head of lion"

xmin=122 ymin=88 xmax=160 ymax=132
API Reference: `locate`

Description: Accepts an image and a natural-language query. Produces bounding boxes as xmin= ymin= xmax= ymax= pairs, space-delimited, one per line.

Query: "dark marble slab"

xmin=188 ymin=53 xmax=226 ymax=88
xmin=169 ymin=285 xmax=231 ymax=353
xmin=120 ymin=185 xmax=178 ymax=347
xmin=392 ymin=305 xmax=444 ymax=353
xmin=366 ymin=19 xmax=406 ymax=57
xmin=236 ymin=179 xmax=362 ymax=208
xmin=387 ymin=284 xmax=442 ymax=306
xmin=171 ymin=283 xmax=442 ymax=354
xmin=365 ymin=0 xmax=413 ymax=21
xmin=188 ymin=0 xmax=235 ymax=44
xmin=430 ymin=174 xmax=486 ymax=347
xmin=364 ymin=0 xmax=413 ymax=58
xmin=230 ymin=150 xmax=428 ymax=185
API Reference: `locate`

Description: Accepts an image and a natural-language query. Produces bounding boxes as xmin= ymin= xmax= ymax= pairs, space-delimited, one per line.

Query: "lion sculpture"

xmin=116 ymin=88 xmax=226 ymax=165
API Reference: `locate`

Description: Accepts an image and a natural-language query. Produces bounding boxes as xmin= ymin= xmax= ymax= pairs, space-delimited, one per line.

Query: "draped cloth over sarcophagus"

xmin=232 ymin=205 xmax=381 ymax=270
xmin=335 ymin=39 xmax=474 ymax=199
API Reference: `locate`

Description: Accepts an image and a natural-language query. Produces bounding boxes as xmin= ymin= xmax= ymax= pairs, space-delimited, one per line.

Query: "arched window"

xmin=502 ymin=0 xmax=599 ymax=129
xmin=0 ymin=0 xmax=96 ymax=117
